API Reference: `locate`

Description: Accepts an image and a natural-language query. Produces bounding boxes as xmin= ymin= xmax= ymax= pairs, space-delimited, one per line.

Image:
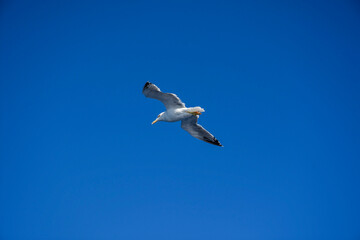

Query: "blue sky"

xmin=1 ymin=0 xmax=360 ymax=239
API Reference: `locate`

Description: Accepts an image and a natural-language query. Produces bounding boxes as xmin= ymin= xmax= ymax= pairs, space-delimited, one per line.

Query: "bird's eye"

xmin=157 ymin=115 xmax=160 ymax=118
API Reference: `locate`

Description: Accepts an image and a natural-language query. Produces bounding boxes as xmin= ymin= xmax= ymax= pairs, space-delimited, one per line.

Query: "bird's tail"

xmin=187 ymin=107 xmax=205 ymax=113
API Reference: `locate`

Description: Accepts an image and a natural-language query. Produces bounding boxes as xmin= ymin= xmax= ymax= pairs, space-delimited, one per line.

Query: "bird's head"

xmin=152 ymin=112 xmax=165 ymax=125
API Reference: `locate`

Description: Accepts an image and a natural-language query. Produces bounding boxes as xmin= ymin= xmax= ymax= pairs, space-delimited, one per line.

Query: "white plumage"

xmin=142 ymin=82 xmax=222 ymax=147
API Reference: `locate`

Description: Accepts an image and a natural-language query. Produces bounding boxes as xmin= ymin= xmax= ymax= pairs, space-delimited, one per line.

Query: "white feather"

xmin=186 ymin=107 xmax=205 ymax=113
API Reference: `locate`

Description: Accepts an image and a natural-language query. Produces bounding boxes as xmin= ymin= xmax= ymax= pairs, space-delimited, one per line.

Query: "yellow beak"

xmin=152 ymin=119 xmax=159 ymax=125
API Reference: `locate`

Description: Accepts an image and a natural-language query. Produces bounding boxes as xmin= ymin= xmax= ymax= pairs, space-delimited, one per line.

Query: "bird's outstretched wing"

xmin=143 ymin=82 xmax=185 ymax=110
xmin=181 ymin=115 xmax=223 ymax=146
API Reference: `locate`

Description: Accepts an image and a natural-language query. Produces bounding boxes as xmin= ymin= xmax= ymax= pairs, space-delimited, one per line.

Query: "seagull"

xmin=143 ymin=82 xmax=223 ymax=147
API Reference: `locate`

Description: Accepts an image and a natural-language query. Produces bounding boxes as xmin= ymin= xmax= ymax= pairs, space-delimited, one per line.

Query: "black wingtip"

xmin=214 ymin=139 xmax=223 ymax=147
xmin=203 ymin=136 xmax=223 ymax=147
xmin=143 ymin=81 xmax=152 ymax=92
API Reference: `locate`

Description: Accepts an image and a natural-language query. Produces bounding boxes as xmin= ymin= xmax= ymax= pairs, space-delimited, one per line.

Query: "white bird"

xmin=143 ymin=82 xmax=223 ymax=147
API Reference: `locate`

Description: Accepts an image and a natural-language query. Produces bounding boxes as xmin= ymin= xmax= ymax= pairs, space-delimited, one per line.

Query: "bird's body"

xmin=159 ymin=107 xmax=204 ymax=122
xmin=142 ymin=82 xmax=222 ymax=146
xmin=160 ymin=108 xmax=188 ymax=122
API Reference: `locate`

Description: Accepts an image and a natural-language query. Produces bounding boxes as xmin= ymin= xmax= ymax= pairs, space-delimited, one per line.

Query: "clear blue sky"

xmin=1 ymin=1 xmax=360 ymax=239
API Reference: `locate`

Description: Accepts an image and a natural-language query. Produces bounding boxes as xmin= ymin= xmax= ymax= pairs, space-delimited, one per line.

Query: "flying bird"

xmin=142 ymin=82 xmax=223 ymax=146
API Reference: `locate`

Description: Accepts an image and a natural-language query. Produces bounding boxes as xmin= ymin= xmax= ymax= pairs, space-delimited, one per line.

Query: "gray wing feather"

xmin=181 ymin=115 xmax=222 ymax=146
xmin=143 ymin=82 xmax=185 ymax=110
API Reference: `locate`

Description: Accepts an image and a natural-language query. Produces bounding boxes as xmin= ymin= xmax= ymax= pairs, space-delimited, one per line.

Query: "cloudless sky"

xmin=1 ymin=0 xmax=360 ymax=239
